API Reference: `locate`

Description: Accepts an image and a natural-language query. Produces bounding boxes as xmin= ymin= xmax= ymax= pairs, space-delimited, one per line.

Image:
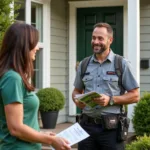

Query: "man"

xmin=72 ymin=22 xmax=139 ymax=150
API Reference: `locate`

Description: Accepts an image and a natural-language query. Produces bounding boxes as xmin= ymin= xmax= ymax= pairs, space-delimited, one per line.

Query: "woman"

xmin=0 ymin=22 xmax=71 ymax=150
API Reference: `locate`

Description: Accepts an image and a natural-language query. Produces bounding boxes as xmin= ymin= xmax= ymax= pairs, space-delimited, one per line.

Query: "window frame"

xmin=25 ymin=0 xmax=51 ymax=89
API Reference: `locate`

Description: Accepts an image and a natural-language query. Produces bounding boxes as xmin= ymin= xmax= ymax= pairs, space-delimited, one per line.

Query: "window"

xmin=33 ymin=48 xmax=43 ymax=89
xmin=14 ymin=0 xmax=50 ymax=89
xmin=15 ymin=0 xmax=26 ymax=22
xmin=31 ymin=2 xmax=43 ymax=89
xmin=31 ymin=2 xmax=43 ymax=42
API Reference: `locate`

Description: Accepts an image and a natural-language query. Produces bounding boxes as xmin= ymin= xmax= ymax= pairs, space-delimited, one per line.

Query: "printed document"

xmin=51 ymin=123 xmax=89 ymax=149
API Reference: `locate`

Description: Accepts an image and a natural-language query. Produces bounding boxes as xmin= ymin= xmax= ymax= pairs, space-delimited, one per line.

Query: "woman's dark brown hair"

xmin=0 ymin=22 xmax=39 ymax=91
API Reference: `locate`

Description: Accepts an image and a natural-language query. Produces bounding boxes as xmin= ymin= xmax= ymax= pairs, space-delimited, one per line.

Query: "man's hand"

xmin=74 ymin=99 xmax=86 ymax=109
xmin=93 ymin=94 xmax=110 ymax=106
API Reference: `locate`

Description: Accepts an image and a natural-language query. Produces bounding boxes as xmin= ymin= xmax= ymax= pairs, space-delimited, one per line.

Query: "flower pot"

xmin=40 ymin=111 xmax=59 ymax=129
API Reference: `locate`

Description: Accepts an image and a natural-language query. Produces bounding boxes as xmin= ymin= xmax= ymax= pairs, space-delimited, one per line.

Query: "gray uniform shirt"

xmin=74 ymin=50 xmax=139 ymax=117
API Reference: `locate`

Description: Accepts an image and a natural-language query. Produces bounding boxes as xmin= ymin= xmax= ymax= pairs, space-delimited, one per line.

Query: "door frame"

xmin=68 ymin=0 xmax=127 ymax=116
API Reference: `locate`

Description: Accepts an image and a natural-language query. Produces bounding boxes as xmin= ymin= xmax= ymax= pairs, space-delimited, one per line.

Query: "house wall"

xmin=140 ymin=0 xmax=150 ymax=96
xmin=50 ymin=0 xmax=68 ymax=123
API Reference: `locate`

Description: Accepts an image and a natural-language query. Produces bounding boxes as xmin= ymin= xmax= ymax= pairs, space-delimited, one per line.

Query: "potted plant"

xmin=36 ymin=87 xmax=65 ymax=129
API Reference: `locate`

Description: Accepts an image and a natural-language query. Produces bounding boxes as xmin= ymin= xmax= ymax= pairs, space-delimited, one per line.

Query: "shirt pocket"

xmin=102 ymin=76 xmax=119 ymax=92
xmin=82 ymin=75 xmax=94 ymax=91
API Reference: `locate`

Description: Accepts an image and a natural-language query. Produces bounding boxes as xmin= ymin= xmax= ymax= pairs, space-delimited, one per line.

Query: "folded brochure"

xmin=51 ymin=123 xmax=89 ymax=149
xmin=74 ymin=91 xmax=101 ymax=108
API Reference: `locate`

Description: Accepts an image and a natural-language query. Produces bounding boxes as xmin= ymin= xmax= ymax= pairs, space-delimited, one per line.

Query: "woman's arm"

xmin=5 ymin=102 xmax=71 ymax=150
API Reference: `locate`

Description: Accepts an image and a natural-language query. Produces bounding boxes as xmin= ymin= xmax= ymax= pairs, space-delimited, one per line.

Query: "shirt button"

xmin=98 ymin=75 xmax=100 ymax=77
xmin=97 ymin=85 xmax=99 ymax=87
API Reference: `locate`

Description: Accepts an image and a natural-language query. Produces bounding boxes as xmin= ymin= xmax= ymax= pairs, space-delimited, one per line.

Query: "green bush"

xmin=132 ymin=93 xmax=150 ymax=136
xmin=36 ymin=87 xmax=65 ymax=112
xmin=0 ymin=0 xmax=20 ymax=46
xmin=126 ymin=134 xmax=150 ymax=150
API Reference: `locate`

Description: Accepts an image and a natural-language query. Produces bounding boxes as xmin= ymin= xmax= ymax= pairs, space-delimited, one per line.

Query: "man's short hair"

xmin=93 ymin=22 xmax=113 ymax=37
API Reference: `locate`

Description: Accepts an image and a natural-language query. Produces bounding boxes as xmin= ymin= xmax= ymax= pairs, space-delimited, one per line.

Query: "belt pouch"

xmin=117 ymin=114 xmax=130 ymax=142
xmin=101 ymin=114 xmax=119 ymax=130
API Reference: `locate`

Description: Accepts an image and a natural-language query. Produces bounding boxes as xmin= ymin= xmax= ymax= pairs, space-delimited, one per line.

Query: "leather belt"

xmin=81 ymin=114 xmax=102 ymax=124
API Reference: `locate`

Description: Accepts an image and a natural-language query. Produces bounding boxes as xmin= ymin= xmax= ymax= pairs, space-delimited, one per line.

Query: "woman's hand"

xmin=51 ymin=136 xmax=71 ymax=150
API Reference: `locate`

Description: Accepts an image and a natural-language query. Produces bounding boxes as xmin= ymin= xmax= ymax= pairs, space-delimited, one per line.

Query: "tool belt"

xmin=78 ymin=114 xmax=119 ymax=128
xmin=76 ymin=113 xmax=130 ymax=142
xmin=80 ymin=114 xmax=102 ymax=125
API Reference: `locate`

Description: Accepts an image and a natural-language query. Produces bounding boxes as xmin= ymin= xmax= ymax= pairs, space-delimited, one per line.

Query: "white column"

xmin=25 ymin=0 xmax=31 ymax=24
xmin=69 ymin=3 xmax=76 ymax=116
xmin=42 ymin=0 xmax=51 ymax=88
xmin=127 ymin=0 xmax=140 ymax=132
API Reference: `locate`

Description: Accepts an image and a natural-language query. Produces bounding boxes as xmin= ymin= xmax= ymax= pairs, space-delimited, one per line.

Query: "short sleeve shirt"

xmin=74 ymin=51 xmax=139 ymax=117
xmin=0 ymin=70 xmax=41 ymax=150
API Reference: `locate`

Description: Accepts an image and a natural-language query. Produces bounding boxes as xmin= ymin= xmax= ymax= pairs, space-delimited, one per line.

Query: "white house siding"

xmin=140 ymin=0 xmax=150 ymax=96
xmin=51 ymin=0 xmax=68 ymax=123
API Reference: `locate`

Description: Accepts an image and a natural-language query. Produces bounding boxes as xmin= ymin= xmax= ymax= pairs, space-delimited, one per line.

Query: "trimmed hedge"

xmin=36 ymin=87 xmax=65 ymax=112
xmin=126 ymin=135 xmax=150 ymax=150
xmin=132 ymin=93 xmax=150 ymax=136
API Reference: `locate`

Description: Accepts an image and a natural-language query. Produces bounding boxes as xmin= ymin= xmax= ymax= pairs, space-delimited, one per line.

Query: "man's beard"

xmin=92 ymin=43 xmax=108 ymax=54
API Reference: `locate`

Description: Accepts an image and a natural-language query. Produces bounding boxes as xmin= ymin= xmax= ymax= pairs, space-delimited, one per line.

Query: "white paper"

xmin=51 ymin=123 xmax=89 ymax=149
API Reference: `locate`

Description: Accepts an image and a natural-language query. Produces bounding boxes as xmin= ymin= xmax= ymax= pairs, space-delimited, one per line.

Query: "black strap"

xmin=114 ymin=54 xmax=125 ymax=95
xmin=81 ymin=56 xmax=92 ymax=79
xmin=114 ymin=54 xmax=126 ymax=113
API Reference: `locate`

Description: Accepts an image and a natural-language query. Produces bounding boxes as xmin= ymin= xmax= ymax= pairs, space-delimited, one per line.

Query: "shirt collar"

xmin=91 ymin=50 xmax=115 ymax=63
xmin=107 ymin=50 xmax=115 ymax=62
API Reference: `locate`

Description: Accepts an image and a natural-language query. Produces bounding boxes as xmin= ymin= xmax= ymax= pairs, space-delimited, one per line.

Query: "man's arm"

xmin=93 ymin=88 xmax=139 ymax=106
xmin=113 ymin=88 xmax=139 ymax=105
xmin=114 ymin=59 xmax=140 ymax=105
xmin=72 ymin=88 xmax=86 ymax=109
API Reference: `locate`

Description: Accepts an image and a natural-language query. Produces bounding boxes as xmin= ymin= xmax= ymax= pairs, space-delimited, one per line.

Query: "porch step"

xmin=125 ymin=132 xmax=136 ymax=144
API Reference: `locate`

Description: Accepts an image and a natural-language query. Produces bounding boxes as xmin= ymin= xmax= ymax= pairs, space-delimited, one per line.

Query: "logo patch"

xmin=106 ymin=71 xmax=116 ymax=75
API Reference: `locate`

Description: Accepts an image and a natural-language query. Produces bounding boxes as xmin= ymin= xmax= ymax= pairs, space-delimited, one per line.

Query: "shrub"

xmin=36 ymin=87 xmax=65 ymax=112
xmin=0 ymin=0 xmax=20 ymax=46
xmin=132 ymin=93 xmax=150 ymax=136
xmin=126 ymin=134 xmax=150 ymax=150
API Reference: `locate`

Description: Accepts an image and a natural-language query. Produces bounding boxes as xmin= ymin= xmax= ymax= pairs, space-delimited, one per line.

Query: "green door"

xmin=77 ymin=6 xmax=123 ymax=61
xmin=76 ymin=6 xmax=123 ymax=113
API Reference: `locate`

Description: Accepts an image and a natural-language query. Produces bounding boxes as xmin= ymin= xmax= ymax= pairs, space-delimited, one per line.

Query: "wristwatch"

xmin=109 ymin=96 xmax=114 ymax=106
